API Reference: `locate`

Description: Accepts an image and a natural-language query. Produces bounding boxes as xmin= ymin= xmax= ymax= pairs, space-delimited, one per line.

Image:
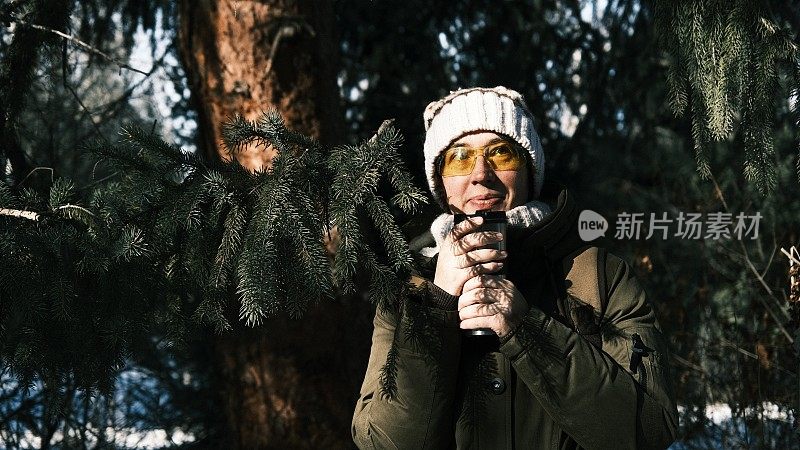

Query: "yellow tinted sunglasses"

xmin=438 ymin=140 xmax=525 ymax=177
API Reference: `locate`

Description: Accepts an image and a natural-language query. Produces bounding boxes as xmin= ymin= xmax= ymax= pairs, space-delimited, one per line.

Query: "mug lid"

xmin=453 ymin=209 xmax=507 ymax=224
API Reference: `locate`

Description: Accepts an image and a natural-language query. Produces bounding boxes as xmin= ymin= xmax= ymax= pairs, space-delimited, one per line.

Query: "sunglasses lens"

xmin=441 ymin=147 xmax=476 ymax=177
xmin=487 ymin=143 xmax=521 ymax=171
xmin=440 ymin=142 xmax=523 ymax=177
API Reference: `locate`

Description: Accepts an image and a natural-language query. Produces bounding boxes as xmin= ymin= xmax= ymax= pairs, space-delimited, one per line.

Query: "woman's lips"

xmin=467 ymin=196 xmax=502 ymax=209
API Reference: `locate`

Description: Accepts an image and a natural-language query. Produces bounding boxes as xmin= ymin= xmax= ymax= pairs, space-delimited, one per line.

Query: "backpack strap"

xmin=559 ymin=246 xmax=609 ymax=349
xmin=596 ymin=246 xmax=609 ymax=321
xmin=563 ymin=246 xmax=602 ymax=311
xmin=409 ymin=274 xmax=427 ymax=288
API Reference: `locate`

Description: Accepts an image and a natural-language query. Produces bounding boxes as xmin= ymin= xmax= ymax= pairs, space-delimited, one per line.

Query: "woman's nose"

xmin=470 ymin=155 xmax=496 ymax=182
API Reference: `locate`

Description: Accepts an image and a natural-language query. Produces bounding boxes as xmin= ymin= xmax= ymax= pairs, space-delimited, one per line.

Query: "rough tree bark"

xmin=177 ymin=1 xmax=369 ymax=447
xmin=178 ymin=0 xmax=344 ymax=168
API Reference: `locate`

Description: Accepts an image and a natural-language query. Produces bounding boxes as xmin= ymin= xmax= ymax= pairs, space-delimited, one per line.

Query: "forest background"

xmin=1 ymin=0 xmax=799 ymax=448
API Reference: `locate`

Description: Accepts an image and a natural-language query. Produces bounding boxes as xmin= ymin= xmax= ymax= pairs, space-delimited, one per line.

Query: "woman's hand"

xmin=433 ymin=217 xmax=506 ymax=297
xmin=458 ymin=275 xmax=529 ymax=339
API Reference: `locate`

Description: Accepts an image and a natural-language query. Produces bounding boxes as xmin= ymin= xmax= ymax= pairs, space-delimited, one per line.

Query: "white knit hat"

xmin=423 ymin=86 xmax=545 ymax=210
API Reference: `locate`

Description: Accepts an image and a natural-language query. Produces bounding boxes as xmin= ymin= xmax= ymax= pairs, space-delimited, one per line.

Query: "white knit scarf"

xmin=420 ymin=200 xmax=553 ymax=257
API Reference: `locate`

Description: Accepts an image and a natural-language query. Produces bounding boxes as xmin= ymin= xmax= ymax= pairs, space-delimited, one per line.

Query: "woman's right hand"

xmin=433 ymin=217 xmax=506 ymax=297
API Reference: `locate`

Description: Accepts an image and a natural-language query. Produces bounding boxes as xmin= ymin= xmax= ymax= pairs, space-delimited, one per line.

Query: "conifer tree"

xmin=0 ymin=112 xmax=426 ymax=394
xmin=3 ymin=0 xmax=800 ymax=446
xmin=654 ymin=0 xmax=799 ymax=194
xmin=0 ymin=0 xmax=73 ymax=184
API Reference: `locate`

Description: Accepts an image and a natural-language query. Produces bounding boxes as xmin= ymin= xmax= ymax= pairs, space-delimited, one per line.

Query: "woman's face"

xmin=440 ymin=131 xmax=529 ymax=214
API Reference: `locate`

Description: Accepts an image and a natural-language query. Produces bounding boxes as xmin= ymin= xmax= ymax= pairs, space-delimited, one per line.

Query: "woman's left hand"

xmin=458 ymin=275 xmax=530 ymax=339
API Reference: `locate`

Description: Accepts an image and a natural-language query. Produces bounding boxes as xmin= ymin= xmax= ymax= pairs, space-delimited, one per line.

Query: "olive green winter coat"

xmin=352 ymin=181 xmax=679 ymax=450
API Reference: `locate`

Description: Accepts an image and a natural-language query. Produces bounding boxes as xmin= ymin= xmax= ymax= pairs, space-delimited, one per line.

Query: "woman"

xmin=352 ymin=87 xmax=678 ymax=449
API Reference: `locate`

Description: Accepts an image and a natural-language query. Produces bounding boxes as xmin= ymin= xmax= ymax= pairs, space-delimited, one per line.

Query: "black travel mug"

xmin=453 ymin=210 xmax=507 ymax=337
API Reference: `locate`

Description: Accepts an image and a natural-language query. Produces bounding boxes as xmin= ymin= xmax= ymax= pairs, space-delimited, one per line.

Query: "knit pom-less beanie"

xmin=423 ymin=86 xmax=545 ymax=211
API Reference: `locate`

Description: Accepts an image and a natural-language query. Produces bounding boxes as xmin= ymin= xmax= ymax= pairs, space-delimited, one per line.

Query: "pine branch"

xmin=213 ymin=202 xmax=247 ymax=288
xmin=0 ymin=208 xmax=40 ymax=220
xmin=1 ymin=109 xmax=428 ymax=396
xmin=378 ymin=341 xmax=399 ymax=401
xmin=654 ymin=0 xmax=799 ymax=193
xmin=9 ymin=15 xmax=151 ymax=75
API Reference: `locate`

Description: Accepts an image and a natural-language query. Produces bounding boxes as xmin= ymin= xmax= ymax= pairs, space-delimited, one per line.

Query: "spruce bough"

xmin=0 ymin=111 xmax=427 ymax=392
xmin=654 ymin=0 xmax=800 ymax=193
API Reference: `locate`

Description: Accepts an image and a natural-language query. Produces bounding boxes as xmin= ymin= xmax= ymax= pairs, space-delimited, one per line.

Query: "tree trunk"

xmin=177 ymin=1 xmax=369 ymax=447
xmin=207 ymin=301 xmax=373 ymax=449
xmin=178 ymin=0 xmax=344 ymax=168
